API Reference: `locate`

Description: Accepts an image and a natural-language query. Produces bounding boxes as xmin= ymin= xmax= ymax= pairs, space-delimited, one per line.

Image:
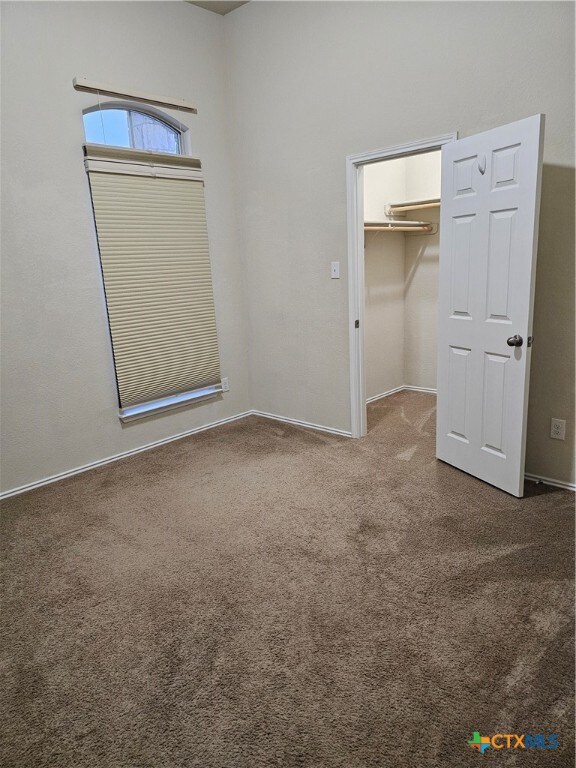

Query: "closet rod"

xmin=364 ymin=223 xmax=434 ymax=233
xmin=73 ymin=77 xmax=197 ymax=113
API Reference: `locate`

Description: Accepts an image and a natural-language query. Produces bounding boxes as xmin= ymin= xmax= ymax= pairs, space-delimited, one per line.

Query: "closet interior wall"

xmin=364 ymin=151 xmax=441 ymax=402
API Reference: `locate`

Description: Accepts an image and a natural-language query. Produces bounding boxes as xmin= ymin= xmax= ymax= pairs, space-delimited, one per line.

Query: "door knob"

xmin=507 ymin=334 xmax=523 ymax=347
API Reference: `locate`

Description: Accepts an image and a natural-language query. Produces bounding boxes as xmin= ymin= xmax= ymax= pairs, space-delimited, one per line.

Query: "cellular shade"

xmin=85 ymin=145 xmax=221 ymax=413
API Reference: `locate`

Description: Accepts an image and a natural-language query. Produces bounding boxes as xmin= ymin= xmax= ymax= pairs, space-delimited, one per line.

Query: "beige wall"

xmin=404 ymin=209 xmax=440 ymax=390
xmin=1 ymin=2 xmax=251 ymax=494
xmin=404 ymin=153 xmax=441 ymax=389
xmin=226 ymin=1 xmax=575 ymax=486
xmin=364 ymin=232 xmax=405 ymax=399
xmin=363 ymin=157 xmax=406 ymax=400
xmin=2 ymin=2 xmax=574 ymax=493
xmin=363 ymin=157 xmax=406 ymax=222
xmin=405 ymin=152 xmax=442 ymax=202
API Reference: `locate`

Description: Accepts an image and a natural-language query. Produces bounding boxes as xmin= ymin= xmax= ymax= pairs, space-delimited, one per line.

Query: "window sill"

xmin=119 ymin=384 xmax=222 ymax=423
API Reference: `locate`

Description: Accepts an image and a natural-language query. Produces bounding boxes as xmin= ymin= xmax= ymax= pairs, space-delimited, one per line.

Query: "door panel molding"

xmin=436 ymin=114 xmax=545 ymax=497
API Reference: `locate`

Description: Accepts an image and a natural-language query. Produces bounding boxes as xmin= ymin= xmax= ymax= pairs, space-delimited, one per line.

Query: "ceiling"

xmin=187 ymin=1 xmax=249 ymax=15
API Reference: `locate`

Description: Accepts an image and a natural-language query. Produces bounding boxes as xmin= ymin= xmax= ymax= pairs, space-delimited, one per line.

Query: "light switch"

xmin=331 ymin=261 xmax=340 ymax=279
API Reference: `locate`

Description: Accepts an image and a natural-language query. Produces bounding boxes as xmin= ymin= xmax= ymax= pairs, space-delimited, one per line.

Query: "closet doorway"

xmin=347 ymin=117 xmax=545 ymax=497
xmin=346 ymin=132 xmax=456 ymax=440
xmin=364 ymin=149 xmax=443 ymax=410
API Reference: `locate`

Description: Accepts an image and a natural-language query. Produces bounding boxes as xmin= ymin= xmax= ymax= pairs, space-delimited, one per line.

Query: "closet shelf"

xmin=386 ymin=197 xmax=440 ymax=216
xmin=364 ymin=221 xmax=437 ymax=234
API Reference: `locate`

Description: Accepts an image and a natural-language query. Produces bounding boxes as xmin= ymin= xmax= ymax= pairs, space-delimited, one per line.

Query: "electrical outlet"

xmin=221 ymin=377 xmax=230 ymax=392
xmin=550 ymin=418 xmax=566 ymax=440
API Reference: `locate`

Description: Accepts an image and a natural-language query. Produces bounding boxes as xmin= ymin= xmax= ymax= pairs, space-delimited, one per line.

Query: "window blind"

xmin=85 ymin=144 xmax=221 ymax=420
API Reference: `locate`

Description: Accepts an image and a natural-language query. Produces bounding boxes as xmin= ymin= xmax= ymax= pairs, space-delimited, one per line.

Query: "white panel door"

xmin=436 ymin=115 xmax=545 ymax=497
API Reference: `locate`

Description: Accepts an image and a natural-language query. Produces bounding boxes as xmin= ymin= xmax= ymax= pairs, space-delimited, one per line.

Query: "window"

xmin=83 ymin=105 xmax=221 ymax=421
xmin=83 ymin=106 xmax=181 ymax=154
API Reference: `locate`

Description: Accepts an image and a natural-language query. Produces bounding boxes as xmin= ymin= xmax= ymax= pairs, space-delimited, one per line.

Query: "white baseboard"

xmin=524 ymin=473 xmax=576 ymax=492
xmin=251 ymin=410 xmax=352 ymax=438
xmin=0 ymin=409 xmax=351 ymax=500
xmin=366 ymin=386 xmax=405 ymax=403
xmin=367 ymin=385 xmax=437 ymax=403
xmin=0 ymin=411 xmax=253 ymax=501
xmin=2 ymin=406 xmax=572 ymax=500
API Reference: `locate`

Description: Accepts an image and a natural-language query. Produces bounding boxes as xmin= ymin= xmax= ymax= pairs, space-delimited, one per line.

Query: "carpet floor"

xmin=1 ymin=392 xmax=574 ymax=767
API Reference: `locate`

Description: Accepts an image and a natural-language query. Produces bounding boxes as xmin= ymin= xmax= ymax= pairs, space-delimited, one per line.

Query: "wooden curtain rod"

xmin=73 ymin=77 xmax=197 ymax=114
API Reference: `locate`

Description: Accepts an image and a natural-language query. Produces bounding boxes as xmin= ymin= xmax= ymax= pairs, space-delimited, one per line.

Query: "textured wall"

xmin=226 ymin=1 xmax=575 ymax=485
xmin=1 ymin=2 xmax=251 ymax=493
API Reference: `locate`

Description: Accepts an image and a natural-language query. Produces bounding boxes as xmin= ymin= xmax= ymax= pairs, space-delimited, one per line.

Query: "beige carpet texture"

xmin=1 ymin=392 xmax=574 ymax=767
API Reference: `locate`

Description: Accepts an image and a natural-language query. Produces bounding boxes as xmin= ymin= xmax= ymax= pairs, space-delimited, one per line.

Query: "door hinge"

xmin=355 ymin=319 xmax=360 ymax=329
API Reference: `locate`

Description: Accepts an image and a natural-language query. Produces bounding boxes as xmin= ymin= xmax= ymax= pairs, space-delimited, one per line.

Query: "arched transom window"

xmin=83 ymin=105 xmax=182 ymax=154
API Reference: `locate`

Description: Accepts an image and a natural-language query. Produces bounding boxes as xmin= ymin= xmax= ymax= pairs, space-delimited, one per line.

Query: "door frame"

xmin=346 ymin=132 xmax=458 ymax=438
